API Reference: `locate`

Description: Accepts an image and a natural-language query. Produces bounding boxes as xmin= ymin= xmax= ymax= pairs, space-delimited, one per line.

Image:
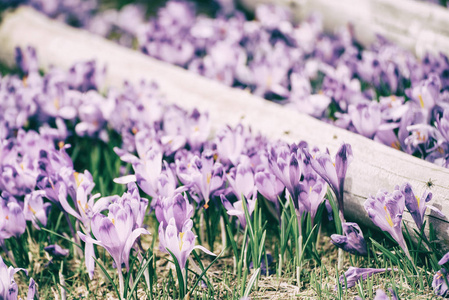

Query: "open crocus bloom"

xmin=78 ymin=202 xmax=149 ymax=272
xmin=401 ymin=182 xmax=444 ymax=232
xmin=159 ymin=218 xmax=215 ymax=271
xmin=364 ymin=189 xmax=410 ymax=259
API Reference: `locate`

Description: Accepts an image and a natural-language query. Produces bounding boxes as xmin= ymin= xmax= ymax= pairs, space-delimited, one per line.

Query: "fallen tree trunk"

xmin=239 ymin=0 xmax=449 ymax=58
xmin=0 ymin=7 xmax=448 ymax=247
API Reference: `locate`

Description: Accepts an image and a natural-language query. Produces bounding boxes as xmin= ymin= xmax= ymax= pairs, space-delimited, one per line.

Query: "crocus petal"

xmin=123 ymin=228 xmax=150 ymax=271
xmin=58 ymin=187 xmax=82 ymax=220
xmin=193 ymin=245 xmax=216 ymax=257
xmin=85 ymin=240 xmax=96 ymax=280
xmin=78 ymin=231 xmax=105 ymax=249
xmin=113 ymin=175 xmax=137 ymax=184
xmin=27 ymin=278 xmax=37 ymax=300
xmin=439 ymin=252 xmax=449 ymax=266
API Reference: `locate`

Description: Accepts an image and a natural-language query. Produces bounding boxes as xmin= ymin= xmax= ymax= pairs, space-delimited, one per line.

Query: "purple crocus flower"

xmin=176 ymin=150 xmax=225 ymax=208
xmin=339 ymin=267 xmax=392 ymax=289
xmin=408 ymin=73 xmax=441 ymax=111
xmin=15 ymin=46 xmax=39 ymax=75
xmin=113 ymin=182 xmax=149 ymax=230
xmin=227 ymin=159 xmax=256 ymax=201
xmin=401 ymin=183 xmax=444 ymax=232
xmin=437 ymin=109 xmax=449 ymax=143
xmin=159 ymin=218 xmax=215 ymax=271
xmin=374 ymin=123 xmax=401 ymax=150
xmin=221 ymin=194 xmax=256 ymax=228
xmin=215 ymin=124 xmax=246 ymax=167
xmin=0 ymin=160 xmax=37 ymax=197
xmin=114 ymin=139 xmax=163 ymax=198
xmin=305 ymin=143 xmax=353 ymax=220
xmin=364 ymin=189 xmax=410 ymax=259
xmin=36 ymin=147 xmax=76 ymax=202
xmin=78 ymin=203 xmax=150 ymax=273
xmin=0 ymin=200 xmax=26 ymax=240
xmin=23 ymin=190 xmax=52 ymax=229
xmin=57 ymin=171 xmax=109 ymax=232
xmin=44 ymin=244 xmax=70 ymax=257
xmin=433 ymin=269 xmax=449 ymax=298
xmin=348 ymin=102 xmax=382 ymax=139
xmin=254 ymin=170 xmax=284 ymax=203
xmin=297 ymin=172 xmax=327 ymax=222
xmin=185 ymin=108 xmax=211 ymax=151
xmin=67 ymin=60 xmax=105 ymax=92
xmin=267 ymin=144 xmax=302 ymax=209
xmin=374 ymin=289 xmax=388 ymax=300
xmin=75 ymin=92 xmax=107 ymax=138
xmin=330 ymin=222 xmax=368 ymax=256
xmin=404 ymin=124 xmax=435 ymax=150
xmin=439 ymin=252 xmax=449 ymax=266
xmin=374 ymin=288 xmax=398 ymax=300
xmin=154 ymin=192 xmax=193 ymax=232
xmin=0 ymin=255 xmax=36 ymax=300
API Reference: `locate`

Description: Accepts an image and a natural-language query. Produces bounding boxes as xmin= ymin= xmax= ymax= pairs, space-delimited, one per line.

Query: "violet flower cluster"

xmin=34 ymin=0 xmax=448 ymax=170
xmin=140 ymin=3 xmax=449 ymax=168
xmin=364 ymin=183 xmax=443 ymax=259
xmin=0 ymin=47 xmax=356 ymax=295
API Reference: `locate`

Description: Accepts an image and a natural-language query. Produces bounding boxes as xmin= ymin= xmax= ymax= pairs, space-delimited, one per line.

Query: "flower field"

xmin=1 ymin=0 xmax=449 ymax=299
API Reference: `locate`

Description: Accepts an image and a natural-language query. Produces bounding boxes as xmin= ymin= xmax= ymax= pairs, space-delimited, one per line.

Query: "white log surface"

xmin=1 ymin=7 xmax=449 ymax=247
xmin=239 ymin=0 xmax=449 ymax=58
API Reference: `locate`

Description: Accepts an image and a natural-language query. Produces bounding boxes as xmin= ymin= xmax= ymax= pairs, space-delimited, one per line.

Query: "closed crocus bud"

xmin=268 ymin=145 xmax=302 ymax=207
xmin=0 ymin=202 xmax=26 ymax=240
xmin=118 ymin=182 xmax=149 ymax=230
xmin=335 ymin=143 xmax=353 ymax=191
xmin=439 ymin=252 xmax=449 ymax=266
xmin=215 ymin=124 xmax=246 ymax=167
xmin=401 ymin=182 xmax=443 ymax=232
xmin=15 ymin=46 xmax=38 ymax=75
xmin=338 ymin=267 xmax=392 ymax=289
xmin=27 ymin=277 xmax=38 ymax=300
xmin=304 ymin=143 xmax=353 ymax=220
xmin=227 ymin=159 xmax=256 ymax=200
xmin=254 ymin=170 xmax=284 ymax=203
xmin=44 ymin=244 xmax=70 ymax=257
xmin=186 ymin=108 xmax=210 ymax=151
xmin=331 ymin=222 xmax=368 ymax=256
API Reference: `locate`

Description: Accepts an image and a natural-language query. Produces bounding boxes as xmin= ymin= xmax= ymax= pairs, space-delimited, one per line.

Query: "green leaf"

xmin=93 ymin=257 xmax=121 ymax=300
xmin=189 ymin=249 xmax=225 ymax=297
xmin=40 ymin=227 xmax=82 ymax=250
xmin=166 ymin=248 xmax=185 ymax=299
xmin=243 ymin=268 xmax=260 ymax=298
xmin=369 ymin=238 xmax=399 ymax=265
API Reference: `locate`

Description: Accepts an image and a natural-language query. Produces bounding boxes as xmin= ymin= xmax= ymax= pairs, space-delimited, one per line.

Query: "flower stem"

xmin=118 ymin=267 xmax=124 ymax=300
